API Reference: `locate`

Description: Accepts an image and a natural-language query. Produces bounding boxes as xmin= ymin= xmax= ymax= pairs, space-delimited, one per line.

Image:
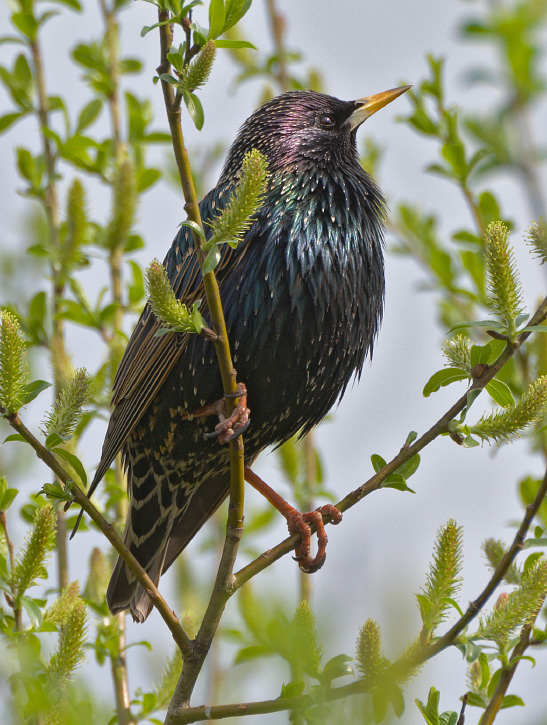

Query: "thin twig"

xmin=3 ymin=411 xmax=193 ymax=658
xmin=0 ymin=510 xmax=22 ymax=631
xmin=164 ymin=461 xmax=547 ymax=724
xmin=30 ymin=25 xmax=73 ymax=593
xmin=414 ymin=465 xmax=547 ymax=665
xmin=111 ymin=612 xmax=137 ymax=725
xmin=479 ymin=622 xmax=533 ymax=725
xmin=265 ymin=0 xmax=288 ymax=92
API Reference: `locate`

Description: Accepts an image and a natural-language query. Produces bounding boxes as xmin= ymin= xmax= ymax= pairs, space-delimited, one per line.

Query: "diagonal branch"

xmin=164 ymin=462 xmax=547 ymax=724
xmin=234 ymin=294 xmax=547 ymax=589
xmin=3 ymin=411 xmax=193 ymax=658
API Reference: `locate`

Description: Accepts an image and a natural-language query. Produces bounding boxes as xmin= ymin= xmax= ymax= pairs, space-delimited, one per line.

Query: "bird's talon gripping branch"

xmin=244 ymin=467 xmax=342 ymax=573
xmin=196 ymin=383 xmax=250 ymax=444
xmin=288 ymin=505 xmax=342 ymax=573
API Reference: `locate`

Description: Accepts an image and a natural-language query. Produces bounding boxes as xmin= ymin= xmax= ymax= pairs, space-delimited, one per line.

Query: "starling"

xmin=87 ymin=86 xmax=409 ymax=622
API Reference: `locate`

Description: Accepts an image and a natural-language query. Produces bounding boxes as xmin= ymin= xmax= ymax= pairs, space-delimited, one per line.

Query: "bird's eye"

xmin=318 ymin=114 xmax=336 ymax=128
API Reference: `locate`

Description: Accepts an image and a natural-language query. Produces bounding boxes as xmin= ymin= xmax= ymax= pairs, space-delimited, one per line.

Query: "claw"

xmin=193 ymin=382 xmax=250 ymax=445
xmin=288 ymin=504 xmax=342 ymax=574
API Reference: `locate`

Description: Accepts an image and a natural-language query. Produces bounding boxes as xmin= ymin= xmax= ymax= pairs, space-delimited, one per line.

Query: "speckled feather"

xmin=91 ymin=91 xmax=386 ymax=621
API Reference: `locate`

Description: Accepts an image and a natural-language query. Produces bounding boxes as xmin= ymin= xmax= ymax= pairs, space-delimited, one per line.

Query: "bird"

xmin=85 ymin=86 xmax=410 ymax=622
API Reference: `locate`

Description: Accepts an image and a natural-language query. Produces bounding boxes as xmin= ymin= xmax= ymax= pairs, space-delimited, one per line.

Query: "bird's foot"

xmin=243 ymin=467 xmax=342 ymax=573
xmin=288 ymin=505 xmax=343 ymax=573
xmin=196 ymin=382 xmax=250 ymax=444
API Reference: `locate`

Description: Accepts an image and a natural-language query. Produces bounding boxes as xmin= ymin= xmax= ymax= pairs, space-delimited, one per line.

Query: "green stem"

xmin=111 ymin=612 xmax=137 ymax=725
xmin=30 ymin=29 xmax=72 ymax=593
xmin=99 ymin=0 xmax=122 ymax=159
xmin=479 ymin=620 xmax=534 ymax=725
xmin=0 ymin=511 xmax=22 ymax=630
xmin=4 ymin=412 xmax=193 ymax=658
xmin=265 ymin=0 xmax=289 ymax=92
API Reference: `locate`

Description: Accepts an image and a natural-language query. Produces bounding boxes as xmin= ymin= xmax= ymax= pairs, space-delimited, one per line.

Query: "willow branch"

xmin=111 ymin=612 xmax=136 ymax=725
xmin=234 ymin=294 xmax=547 ymax=588
xmin=479 ymin=621 xmax=534 ymax=725
xmin=414 ymin=465 xmax=547 ymax=664
xmin=157 ymin=10 xmax=245 ymax=714
xmin=164 ymin=679 xmax=368 ymax=724
xmin=3 ymin=411 xmax=193 ymax=658
xmin=0 ymin=510 xmax=22 ymax=631
xmin=29 ymin=26 xmax=73 ymax=592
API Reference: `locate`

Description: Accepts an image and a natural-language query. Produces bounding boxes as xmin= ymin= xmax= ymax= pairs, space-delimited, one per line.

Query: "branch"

xmin=0 ymin=510 xmax=22 ymax=631
xmin=479 ymin=621 xmax=534 ymax=725
xmin=415 ymin=464 xmax=547 ymax=665
xmin=3 ymin=412 xmax=193 ymax=658
xmin=156 ymin=10 xmax=245 ymax=712
xmin=265 ymin=0 xmax=288 ymax=92
xmin=163 ymin=679 xmax=368 ymax=724
xmin=166 ymin=462 xmax=547 ymax=723
xmin=234 ymin=294 xmax=547 ymax=588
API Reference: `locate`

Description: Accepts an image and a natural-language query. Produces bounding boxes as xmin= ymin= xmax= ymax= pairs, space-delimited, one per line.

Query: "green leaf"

xmin=208 ymin=0 xmax=226 ymax=38
xmin=383 ymin=476 xmax=415 ymax=493
xmin=393 ymin=454 xmax=420 ymax=479
xmin=75 ymin=98 xmax=102 ymax=133
xmin=372 ymin=690 xmax=388 ymax=723
xmin=280 ymin=679 xmax=305 ymax=699
xmin=51 ymin=447 xmax=87 ymax=487
xmin=215 ymin=39 xmax=256 ymax=49
xmin=470 ymin=343 xmax=493 ymax=366
xmin=0 ymin=111 xmax=26 ymax=132
xmin=45 ymin=432 xmax=66 ymax=448
xmin=462 ymin=435 xmax=480 ymax=448
xmin=0 ymin=486 xmax=18 ymax=510
xmin=519 ymin=325 xmax=547 ymax=333
xmin=371 ymin=453 xmax=387 ymax=472
xmin=500 ymin=695 xmax=524 ymax=709
xmin=3 ymin=434 xmax=26 ymax=443
xmin=423 ymin=368 xmax=469 ymax=397
xmin=12 ymin=13 xmax=39 ymax=40
xmin=233 ymin=644 xmax=274 ymax=664
xmin=485 ymin=379 xmax=515 ymax=408
xmin=448 ymin=320 xmax=504 ymax=333
xmin=20 ymin=380 xmax=52 ymax=405
xmin=223 ymin=0 xmax=252 ymax=31
xmin=180 ymin=220 xmax=207 ymax=242
xmin=523 ymin=538 xmax=547 ymax=548
xmin=202 ymin=245 xmax=221 ymax=275
xmin=466 ymin=692 xmax=486 ymax=708
xmin=322 ymin=654 xmax=353 ymax=681
xmin=183 ymin=91 xmax=204 ymax=130
xmin=21 ymin=595 xmax=43 ymax=629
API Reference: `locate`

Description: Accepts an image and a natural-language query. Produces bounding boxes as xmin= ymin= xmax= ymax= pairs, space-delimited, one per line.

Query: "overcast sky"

xmin=1 ymin=1 xmax=547 ymax=723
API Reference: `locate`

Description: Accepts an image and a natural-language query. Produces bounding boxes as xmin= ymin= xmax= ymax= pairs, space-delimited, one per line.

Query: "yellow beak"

xmin=348 ymin=85 xmax=412 ymax=131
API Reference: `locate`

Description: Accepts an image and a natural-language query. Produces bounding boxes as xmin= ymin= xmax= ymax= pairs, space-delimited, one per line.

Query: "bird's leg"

xmin=193 ymin=382 xmax=250 ymax=444
xmin=244 ymin=466 xmax=342 ymax=573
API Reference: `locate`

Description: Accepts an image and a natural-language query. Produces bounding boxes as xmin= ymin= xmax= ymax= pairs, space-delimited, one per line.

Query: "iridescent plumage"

xmin=89 ymin=90 xmax=400 ymax=621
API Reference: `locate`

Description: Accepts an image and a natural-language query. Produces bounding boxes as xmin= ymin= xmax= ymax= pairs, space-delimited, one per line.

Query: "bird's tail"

xmin=106 ymin=500 xmax=172 ymax=623
xmin=107 ymin=546 xmax=167 ymax=623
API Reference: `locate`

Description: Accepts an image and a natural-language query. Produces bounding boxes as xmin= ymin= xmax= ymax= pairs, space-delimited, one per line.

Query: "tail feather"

xmin=106 ymin=471 xmax=231 ymax=622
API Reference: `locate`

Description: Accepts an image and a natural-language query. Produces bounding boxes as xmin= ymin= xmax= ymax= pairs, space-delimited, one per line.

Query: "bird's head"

xmin=221 ymin=86 xmax=411 ymax=177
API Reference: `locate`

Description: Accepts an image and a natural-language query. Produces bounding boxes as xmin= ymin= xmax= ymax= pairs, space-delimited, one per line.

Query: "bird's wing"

xmin=89 ymin=181 xmax=241 ymax=494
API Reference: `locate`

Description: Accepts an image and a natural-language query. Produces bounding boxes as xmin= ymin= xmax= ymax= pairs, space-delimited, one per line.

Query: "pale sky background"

xmin=1 ymin=1 xmax=547 ymax=723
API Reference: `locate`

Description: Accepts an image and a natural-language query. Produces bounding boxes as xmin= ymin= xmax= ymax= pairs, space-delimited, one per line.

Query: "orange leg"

xmin=244 ymin=466 xmax=342 ymax=573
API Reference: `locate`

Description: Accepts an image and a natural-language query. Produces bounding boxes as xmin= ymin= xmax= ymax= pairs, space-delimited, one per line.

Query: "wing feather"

xmin=88 ymin=181 xmax=243 ymax=495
